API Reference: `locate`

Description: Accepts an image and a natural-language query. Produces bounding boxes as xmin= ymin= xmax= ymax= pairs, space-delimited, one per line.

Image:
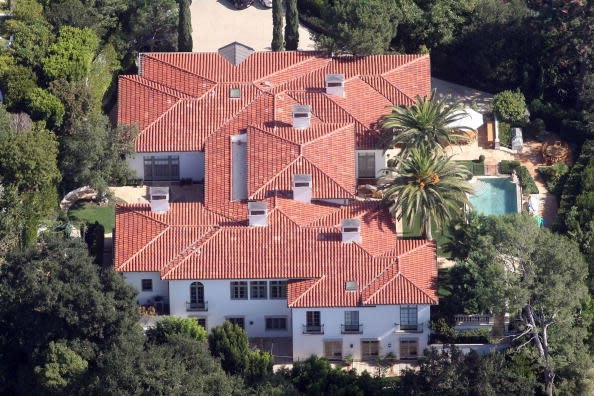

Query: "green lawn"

xmin=402 ymin=214 xmax=454 ymax=258
xmin=68 ymin=201 xmax=115 ymax=232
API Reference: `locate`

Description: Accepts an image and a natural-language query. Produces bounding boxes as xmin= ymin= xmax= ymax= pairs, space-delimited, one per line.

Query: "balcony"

xmin=302 ymin=324 xmax=324 ymax=334
xmin=186 ymin=301 xmax=208 ymax=311
xmin=341 ymin=324 xmax=363 ymax=334
xmin=394 ymin=322 xmax=424 ymax=333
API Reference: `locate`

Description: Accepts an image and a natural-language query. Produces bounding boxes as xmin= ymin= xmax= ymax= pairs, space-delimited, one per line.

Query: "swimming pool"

xmin=468 ymin=177 xmax=520 ymax=216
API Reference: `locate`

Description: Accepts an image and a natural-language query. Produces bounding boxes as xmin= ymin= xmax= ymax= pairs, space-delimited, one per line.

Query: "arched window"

xmin=189 ymin=282 xmax=205 ymax=309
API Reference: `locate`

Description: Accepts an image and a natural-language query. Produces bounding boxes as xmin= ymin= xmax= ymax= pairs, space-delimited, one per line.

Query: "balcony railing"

xmin=394 ymin=322 xmax=424 ymax=333
xmin=454 ymin=314 xmax=494 ymax=326
xmin=341 ymin=324 xmax=363 ymax=334
xmin=302 ymin=324 xmax=324 ymax=334
xmin=186 ymin=301 xmax=208 ymax=311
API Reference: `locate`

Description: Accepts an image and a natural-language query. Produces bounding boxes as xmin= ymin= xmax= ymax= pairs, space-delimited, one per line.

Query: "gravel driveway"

xmin=191 ymin=0 xmax=316 ymax=52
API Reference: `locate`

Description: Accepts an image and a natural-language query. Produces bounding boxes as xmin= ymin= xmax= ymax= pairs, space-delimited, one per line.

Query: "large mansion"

xmin=114 ymin=42 xmax=437 ymax=362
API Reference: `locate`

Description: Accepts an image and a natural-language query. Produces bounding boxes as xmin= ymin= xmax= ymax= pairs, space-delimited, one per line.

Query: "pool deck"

xmin=446 ymin=134 xmax=563 ymax=227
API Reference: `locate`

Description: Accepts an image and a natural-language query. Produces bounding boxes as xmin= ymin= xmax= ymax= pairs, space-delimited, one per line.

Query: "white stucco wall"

xmin=124 ymin=272 xmax=169 ymax=305
xmin=127 ymin=151 xmax=205 ymax=181
xmin=292 ymin=305 xmax=431 ymax=362
xmin=169 ymin=279 xmax=291 ymax=337
xmin=356 ymin=150 xmax=389 ymax=178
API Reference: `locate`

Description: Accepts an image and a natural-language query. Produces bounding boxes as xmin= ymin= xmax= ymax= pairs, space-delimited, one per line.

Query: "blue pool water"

xmin=468 ymin=177 xmax=518 ymax=216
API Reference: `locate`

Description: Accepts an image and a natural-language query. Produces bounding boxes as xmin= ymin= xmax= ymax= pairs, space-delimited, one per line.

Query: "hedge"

xmin=499 ymin=160 xmax=539 ymax=194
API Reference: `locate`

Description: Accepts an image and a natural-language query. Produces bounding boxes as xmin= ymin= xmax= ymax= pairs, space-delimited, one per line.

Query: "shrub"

xmin=498 ymin=121 xmax=512 ymax=147
xmin=516 ymin=166 xmax=539 ymax=194
xmin=492 ymin=89 xmax=529 ymax=125
xmin=83 ymin=221 xmax=104 ymax=265
xmin=27 ymin=87 xmax=65 ymax=128
xmin=478 ymin=155 xmax=485 ymax=163
xmin=537 ymin=163 xmax=569 ymax=197
xmin=147 ymin=316 xmax=207 ymax=344
xmin=499 ymin=160 xmax=521 ymax=174
xmin=499 ymin=161 xmax=538 ymax=194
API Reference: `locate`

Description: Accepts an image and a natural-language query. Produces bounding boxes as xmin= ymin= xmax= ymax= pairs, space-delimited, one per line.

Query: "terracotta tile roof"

xmin=115 ymin=199 xmax=437 ymax=307
xmin=115 ymin=47 xmax=436 ymax=307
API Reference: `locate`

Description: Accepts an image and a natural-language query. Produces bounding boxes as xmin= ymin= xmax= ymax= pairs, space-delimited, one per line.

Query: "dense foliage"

xmin=271 ymin=0 xmax=284 ymax=51
xmin=284 ymin=0 xmax=299 ymax=50
xmin=492 ymin=89 xmax=529 ymax=126
xmin=178 ymin=0 xmax=193 ymax=52
xmin=443 ymin=213 xmax=591 ymax=394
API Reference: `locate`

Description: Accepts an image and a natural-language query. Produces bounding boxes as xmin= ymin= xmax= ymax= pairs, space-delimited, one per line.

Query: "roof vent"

xmin=149 ymin=186 xmax=169 ymax=214
xmin=345 ymin=281 xmax=358 ymax=291
xmin=230 ymin=88 xmax=241 ymax=98
xmin=217 ymin=42 xmax=255 ymax=65
xmin=341 ymin=219 xmax=361 ymax=243
xmin=248 ymin=201 xmax=268 ymax=227
xmin=292 ymin=105 xmax=311 ymax=129
xmin=293 ymin=174 xmax=312 ymax=204
xmin=325 ymin=74 xmax=345 ymax=97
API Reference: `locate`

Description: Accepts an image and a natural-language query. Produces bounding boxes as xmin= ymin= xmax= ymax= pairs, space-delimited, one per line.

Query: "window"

xmin=357 ymin=152 xmax=376 ymax=178
xmin=343 ymin=311 xmax=360 ymax=333
xmin=187 ymin=282 xmax=206 ymax=310
xmin=143 ymin=155 xmax=180 ymax=181
xmin=141 ymin=279 xmax=152 ymax=292
xmin=269 ymin=280 xmax=287 ymax=299
xmin=305 ymin=311 xmax=321 ymax=333
xmin=250 ymin=281 xmax=267 ymax=299
xmin=400 ymin=339 xmax=418 ymax=360
xmin=324 ymin=340 xmax=343 ymax=360
xmin=227 ymin=317 xmax=245 ymax=329
xmin=230 ymin=281 xmax=248 ymax=300
xmin=361 ymin=340 xmax=380 ymax=360
xmin=400 ymin=306 xmax=418 ymax=331
xmin=265 ymin=317 xmax=288 ymax=330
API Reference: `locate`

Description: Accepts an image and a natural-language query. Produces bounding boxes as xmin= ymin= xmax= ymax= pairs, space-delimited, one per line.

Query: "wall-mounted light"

xmin=387 ymin=343 xmax=392 ymax=348
xmin=350 ymin=344 xmax=353 ymax=348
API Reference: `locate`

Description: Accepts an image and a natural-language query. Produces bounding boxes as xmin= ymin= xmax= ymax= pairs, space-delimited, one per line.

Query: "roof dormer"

xmin=292 ymin=105 xmax=311 ymax=129
xmin=293 ymin=174 xmax=312 ymax=204
xmin=341 ymin=219 xmax=361 ymax=243
xmin=325 ymin=74 xmax=345 ymax=97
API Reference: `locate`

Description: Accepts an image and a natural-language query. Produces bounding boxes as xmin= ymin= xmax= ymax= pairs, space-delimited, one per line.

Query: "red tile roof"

xmin=115 ymin=46 xmax=437 ymax=307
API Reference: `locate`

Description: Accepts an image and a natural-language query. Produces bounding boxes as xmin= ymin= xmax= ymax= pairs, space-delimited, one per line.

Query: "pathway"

xmin=190 ymin=0 xmax=316 ymax=52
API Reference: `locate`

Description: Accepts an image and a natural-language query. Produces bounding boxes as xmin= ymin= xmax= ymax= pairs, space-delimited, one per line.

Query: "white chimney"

xmin=149 ymin=186 xmax=169 ymax=214
xmin=248 ymin=201 xmax=268 ymax=227
xmin=341 ymin=219 xmax=361 ymax=243
xmin=293 ymin=174 xmax=312 ymax=203
xmin=325 ymin=74 xmax=345 ymax=97
xmin=292 ymin=105 xmax=311 ymax=129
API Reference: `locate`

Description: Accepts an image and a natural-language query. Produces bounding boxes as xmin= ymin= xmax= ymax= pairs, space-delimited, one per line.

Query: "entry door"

xmin=361 ymin=340 xmax=379 ymax=360
xmin=324 ymin=340 xmax=343 ymax=361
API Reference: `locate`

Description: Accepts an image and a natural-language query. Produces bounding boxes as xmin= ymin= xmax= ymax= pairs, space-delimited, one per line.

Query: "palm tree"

xmin=381 ymin=91 xmax=472 ymax=155
xmin=380 ymin=147 xmax=474 ymax=240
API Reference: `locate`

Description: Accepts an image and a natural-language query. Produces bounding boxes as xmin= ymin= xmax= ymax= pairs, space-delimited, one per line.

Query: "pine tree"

xmin=178 ymin=0 xmax=193 ymax=52
xmin=284 ymin=0 xmax=299 ymax=50
xmin=271 ymin=0 xmax=284 ymax=51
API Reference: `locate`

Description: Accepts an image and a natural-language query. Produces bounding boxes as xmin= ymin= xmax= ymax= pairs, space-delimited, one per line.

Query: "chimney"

xmin=341 ymin=219 xmax=361 ymax=243
xmin=149 ymin=186 xmax=169 ymax=214
xmin=292 ymin=105 xmax=311 ymax=129
xmin=248 ymin=201 xmax=268 ymax=227
xmin=293 ymin=174 xmax=312 ymax=203
xmin=325 ymin=74 xmax=345 ymax=97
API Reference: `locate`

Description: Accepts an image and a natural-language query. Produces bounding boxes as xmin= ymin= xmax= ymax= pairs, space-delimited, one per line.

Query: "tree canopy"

xmin=314 ymin=0 xmax=401 ymax=56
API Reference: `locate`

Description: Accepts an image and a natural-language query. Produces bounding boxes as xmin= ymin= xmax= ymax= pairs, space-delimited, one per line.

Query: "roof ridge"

xmin=288 ymin=275 xmax=325 ymax=307
xmin=141 ymin=53 xmax=217 ymax=85
xmin=122 ymin=75 xmax=191 ymax=99
xmin=116 ymin=225 xmax=170 ymax=271
xmin=256 ymin=55 xmax=328 ymax=86
xmin=360 ymin=260 xmax=400 ymax=304
xmin=160 ymin=227 xmax=221 ymax=278
xmin=137 ymin=99 xmax=183 ymax=136
xmin=299 ymin=157 xmax=354 ymax=197
xmin=395 ymin=239 xmax=434 ymax=259
xmin=249 ymin=156 xmax=300 ymax=198
xmin=216 ymin=91 xmax=272 ymax=132
xmin=359 ymin=75 xmax=415 ymax=106
xmin=396 ymin=272 xmax=438 ymax=305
